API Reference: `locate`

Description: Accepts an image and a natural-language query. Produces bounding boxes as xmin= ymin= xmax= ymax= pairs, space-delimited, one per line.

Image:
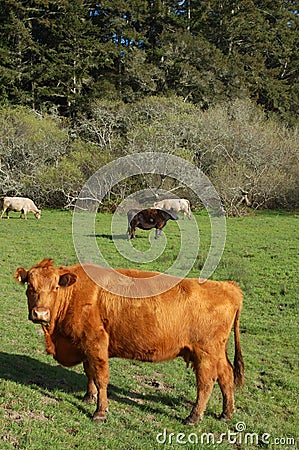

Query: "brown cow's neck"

xmin=42 ymin=324 xmax=56 ymax=356
xmin=40 ymin=293 xmax=72 ymax=357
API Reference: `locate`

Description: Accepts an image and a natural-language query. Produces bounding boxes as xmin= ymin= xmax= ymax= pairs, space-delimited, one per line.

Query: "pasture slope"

xmin=0 ymin=209 xmax=298 ymax=450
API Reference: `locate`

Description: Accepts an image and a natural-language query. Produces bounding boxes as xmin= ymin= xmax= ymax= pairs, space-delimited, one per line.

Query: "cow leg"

xmin=217 ymin=356 xmax=235 ymax=420
xmin=132 ymin=226 xmax=136 ymax=238
xmin=82 ymin=361 xmax=97 ymax=404
xmin=92 ymin=357 xmax=109 ymax=422
xmin=127 ymin=224 xmax=132 ymax=239
xmin=87 ymin=329 xmax=109 ymax=422
xmin=184 ymin=353 xmax=216 ymax=425
xmin=1 ymin=208 xmax=7 ymax=219
xmin=128 ymin=226 xmax=135 ymax=240
xmin=155 ymin=227 xmax=162 ymax=239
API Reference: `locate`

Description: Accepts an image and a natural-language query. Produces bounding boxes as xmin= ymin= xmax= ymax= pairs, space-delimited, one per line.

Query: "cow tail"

xmin=233 ymin=308 xmax=245 ymax=387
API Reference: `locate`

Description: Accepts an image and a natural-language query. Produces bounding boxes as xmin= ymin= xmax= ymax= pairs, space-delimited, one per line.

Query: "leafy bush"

xmin=0 ymin=106 xmax=69 ymax=203
xmin=0 ymin=99 xmax=298 ymax=214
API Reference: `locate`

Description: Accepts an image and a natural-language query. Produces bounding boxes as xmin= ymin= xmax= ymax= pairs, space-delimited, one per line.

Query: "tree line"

xmin=0 ymin=0 xmax=298 ymax=125
xmin=0 ymin=1 xmax=298 ymax=214
xmin=1 ymin=98 xmax=298 ymax=214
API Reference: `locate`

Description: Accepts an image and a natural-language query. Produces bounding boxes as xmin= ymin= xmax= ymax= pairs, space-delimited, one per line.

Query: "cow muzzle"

xmin=30 ymin=307 xmax=51 ymax=324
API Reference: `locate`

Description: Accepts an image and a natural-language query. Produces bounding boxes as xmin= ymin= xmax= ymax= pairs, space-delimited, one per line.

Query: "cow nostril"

xmin=31 ymin=308 xmax=50 ymax=323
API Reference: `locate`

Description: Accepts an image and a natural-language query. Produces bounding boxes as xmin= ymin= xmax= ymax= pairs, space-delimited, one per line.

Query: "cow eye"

xmin=26 ymin=284 xmax=36 ymax=297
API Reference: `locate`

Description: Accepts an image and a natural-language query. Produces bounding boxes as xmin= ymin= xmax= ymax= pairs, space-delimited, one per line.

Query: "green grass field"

xmin=0 ymin=210 xmax=298 ymax=449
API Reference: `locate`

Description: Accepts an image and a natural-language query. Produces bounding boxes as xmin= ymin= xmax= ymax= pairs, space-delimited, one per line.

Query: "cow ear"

xmin=59 ymin=272 xmax=77 ymax=288
xmin=14 ymin=268 xmax=28 ymax=284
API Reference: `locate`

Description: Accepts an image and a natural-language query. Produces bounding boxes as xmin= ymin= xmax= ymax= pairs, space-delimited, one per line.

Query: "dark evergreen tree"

xmin=0 ymin=1 xmax=42 ymax=107
xmin=0 ymin=0 xmax=298 ymax=123
xmin=27 ymin=0 xmax=111 ymax=117
xmin=192 ymin=0 xmax=299 ymax=123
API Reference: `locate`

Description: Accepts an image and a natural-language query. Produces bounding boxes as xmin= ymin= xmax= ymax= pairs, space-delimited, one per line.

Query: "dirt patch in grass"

xmin=4 ymin=404 xmax=51 ymax=423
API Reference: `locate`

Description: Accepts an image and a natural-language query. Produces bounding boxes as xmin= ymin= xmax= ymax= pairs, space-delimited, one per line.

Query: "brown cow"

xmin=127 ymin=208 xmax=178 ymax=239
xmin=14 ymin=259 xmax=244 ymax=424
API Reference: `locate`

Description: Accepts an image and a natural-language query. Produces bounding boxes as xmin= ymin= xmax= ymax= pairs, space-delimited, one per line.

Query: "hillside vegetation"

xmin=1 ymin=2 xmax=298 ymax=214
xmin=0 ymin=98 xmax=298 ymax=214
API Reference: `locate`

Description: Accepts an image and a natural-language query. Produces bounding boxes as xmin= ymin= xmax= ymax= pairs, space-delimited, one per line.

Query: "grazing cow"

xmin=127 ymin=208 xmax=178 ymax=239
xmin=154 ymin=198 xmax=192 ymax=219
xmin=1 ymin=197 xmax=41 ymax=220
xmin=14 ymin=258 xmax=244 ymax=424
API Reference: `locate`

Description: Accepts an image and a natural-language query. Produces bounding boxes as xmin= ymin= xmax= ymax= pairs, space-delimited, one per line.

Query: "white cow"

xmin=153 ymin=198 xmax=192 ymax=219
xmin=1 ymin=197 xmax=41 ymax=220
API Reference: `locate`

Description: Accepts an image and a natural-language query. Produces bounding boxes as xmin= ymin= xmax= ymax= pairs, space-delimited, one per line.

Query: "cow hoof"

xmin=83 ymin=393 xmax=97 ymax=404
xmin=183 ymin=415 xmax=200 ymax=426
xmin=219 ymin=413 xmax=232 ymax=421
xmin=92 ymin=412 xmax=107 ymax=422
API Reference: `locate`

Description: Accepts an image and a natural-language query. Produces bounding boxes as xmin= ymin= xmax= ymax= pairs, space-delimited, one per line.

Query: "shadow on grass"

xmin=93 ymin=233 xmax=151 ymax=240
xmin=0 ymin=216 xmax=37 ymax=220
xmin=0 ymin=352 xmax=86 ymax=399
xmin=94 ymin=234 xmax=127 ymax=240
xmin=0 ymin=352 xmax=190 ymax=422
xmin=107 ymin=383 xmax=188 ymax=422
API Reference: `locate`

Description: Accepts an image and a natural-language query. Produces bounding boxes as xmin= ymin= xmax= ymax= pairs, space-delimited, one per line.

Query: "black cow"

xmin=127 ymin=208 xmax=178 ymax=239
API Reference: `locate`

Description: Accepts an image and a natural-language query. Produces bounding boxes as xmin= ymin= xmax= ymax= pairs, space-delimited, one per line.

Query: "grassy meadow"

xmin=0 ymin=209 xmax=298 ymax=449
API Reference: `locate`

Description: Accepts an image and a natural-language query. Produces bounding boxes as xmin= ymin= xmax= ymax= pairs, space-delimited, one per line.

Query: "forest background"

xmin=0 ymin=0 xmax=298 ymax=214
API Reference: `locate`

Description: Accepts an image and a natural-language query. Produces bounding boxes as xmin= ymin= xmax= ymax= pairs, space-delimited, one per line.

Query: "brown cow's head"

xmin=14 ymin=259 xmax=77 ymax=325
